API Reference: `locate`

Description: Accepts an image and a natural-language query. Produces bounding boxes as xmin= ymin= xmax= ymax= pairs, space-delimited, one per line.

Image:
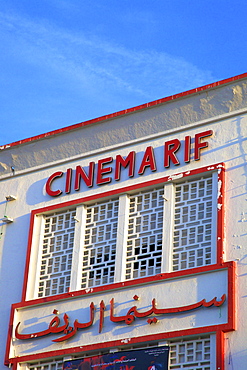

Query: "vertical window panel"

xmin=169 ymin=336 xmax=212 ymax=369
xmin=37 ymin=208 xmax=76 ymax=298
xmin=172 ymin=175 xmax=214 ymax=271
xmin=125 ymin=188 xmax=164 ymax=280
xmin=81 ymin=199 xmax=119 ymax=288
xmin=28 ymin=359 xmax=63 ymax=370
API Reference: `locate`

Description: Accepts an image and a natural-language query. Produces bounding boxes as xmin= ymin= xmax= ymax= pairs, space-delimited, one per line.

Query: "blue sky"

xmin=1 ymin=1 xmax=246 ymax=145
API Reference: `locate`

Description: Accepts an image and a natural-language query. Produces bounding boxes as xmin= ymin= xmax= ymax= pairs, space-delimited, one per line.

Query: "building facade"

xmin=1 ymin=73 xmax=247 ymax=370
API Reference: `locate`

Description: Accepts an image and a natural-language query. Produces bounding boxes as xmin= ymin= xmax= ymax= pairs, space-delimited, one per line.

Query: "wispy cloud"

xmin=0 ymin=9 xmax=214 ymax=104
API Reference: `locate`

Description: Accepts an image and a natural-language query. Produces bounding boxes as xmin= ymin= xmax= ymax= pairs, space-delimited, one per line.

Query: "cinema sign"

xmin=6 ymin=263 xmax=235 ymax=362
xmin=45 ymin=130 xmax=213 ymax=197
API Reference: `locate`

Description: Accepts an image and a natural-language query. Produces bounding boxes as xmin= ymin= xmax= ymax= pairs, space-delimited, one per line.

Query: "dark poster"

xmin=63 ymin=346 xmax=169 ymax=370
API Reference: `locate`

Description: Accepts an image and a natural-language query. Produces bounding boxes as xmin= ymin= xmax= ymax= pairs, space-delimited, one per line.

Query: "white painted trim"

xmin=212 ymin=171 xmax=218 ymax=265
xmin=26 ymin=214 xmax=45 ymax=300
xmin=210 ymin=333 xmax=216 ymax=370
xmin=115 ymin=194 xmax=129 ymax=282
xmin=1 ymin=109 xmax=246 ymax=180
xmin=162 ymin=182 xmax=175 ymax=273
xmin=70 ymin=205 xmax=85 ymax=291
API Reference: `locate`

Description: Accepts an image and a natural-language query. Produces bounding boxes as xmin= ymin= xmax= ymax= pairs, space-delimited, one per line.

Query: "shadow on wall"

xmin=0 ymin=212 xmax=31 ymax=300
xmin=24 ymin=135 xmax=214 ymax=206
xmin=26 ymin=178 xmax=51 ymax=206
xmin=229 ymin=117 xmax=247 ymax=196
xmin=25 ymin=116 xmax=247 ymax=207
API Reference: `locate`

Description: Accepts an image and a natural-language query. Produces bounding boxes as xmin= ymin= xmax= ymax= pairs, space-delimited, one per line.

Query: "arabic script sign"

xmin=8 ymin=268 xmax=230 ymax=359
xmin=15 ymin=294 xmax=226 ymax=343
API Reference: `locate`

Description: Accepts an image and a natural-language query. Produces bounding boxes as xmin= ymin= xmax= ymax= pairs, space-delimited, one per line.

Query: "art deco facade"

xmin=1 ymin=73 xmax=247 ymax=370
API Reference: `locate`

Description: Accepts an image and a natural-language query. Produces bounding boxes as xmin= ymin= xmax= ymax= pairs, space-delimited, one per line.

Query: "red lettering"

xmin=75 ymin=162 xmax=95 ymax=190
xmin=46 ymin=171 xmax=63 ymax=197
xmin=115 ymin=151 xmax=135 ymax=181
xmin=138 ymin=146 xmax=156 ymax=175
xmin=45 ymin=132 xmax=213 ymax=198
xmin=164 ymin=139 xmax=180 ymax=168
xmin=194 ymin=130 xmax=213 ymax=160
xmin=184 ymin=136 xmax=191 ymax=163
xmin=96 ymin=157 xmax=113 ymax=185
xmin=65 ymin=168 xmax=72 ymax=194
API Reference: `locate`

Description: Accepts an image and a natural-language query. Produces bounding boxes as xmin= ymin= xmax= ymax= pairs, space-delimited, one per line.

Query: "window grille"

xmin=81 ymin=199 xmax=119 ymax=288
xmin=38 ymin=208 xmax=76 ymax=297
xmin=169 ymin=336 xmax=211 ymax=369
xmin=172 ymin=176 xmax=213 ymax=271
xmin=28 ymin=359 xmax=63 ymax=370
xmin=125 ymin=188 xmax=164 ymax=279
xmin=30 ymin=169 xmax=220 ymax=298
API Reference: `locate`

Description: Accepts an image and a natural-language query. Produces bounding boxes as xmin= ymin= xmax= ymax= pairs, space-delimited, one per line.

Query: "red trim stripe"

xmin=216 ymin=330 xmax=225 ymax=370
xmin=227 ymin=261 xmax=236 ymax=331
xmin=6 ymin=328 xmax=230 ymax=366
xmin=21 ymin=162 xmax=224 ymax=302
xmin=6 ymin=262 xmax=235 ymax=366
xmin=1 ymin=73 xmax=247 ymax=150
xmin=19 ymin=261 xmax=233 ymax=308
xmin=4 ymin=304 xmax=15 ymax=367
xmin=217 ymin=164 xmax=225 ymax=264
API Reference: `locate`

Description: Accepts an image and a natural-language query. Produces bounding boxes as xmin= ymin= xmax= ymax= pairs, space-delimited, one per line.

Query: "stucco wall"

xmin=0 ymin=76 xmax=247 ymax=369
xmin=0 ymin=77 xmax=247 ymax=177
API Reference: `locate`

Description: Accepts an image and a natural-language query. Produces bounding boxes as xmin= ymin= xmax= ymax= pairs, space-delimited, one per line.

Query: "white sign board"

xmin=8 ymin=267 xmax=233 ymax=361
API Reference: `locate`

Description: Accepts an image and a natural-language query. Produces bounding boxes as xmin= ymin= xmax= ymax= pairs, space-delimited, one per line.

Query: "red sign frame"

xmin=5 ymin=162 xmax=235 ymax=370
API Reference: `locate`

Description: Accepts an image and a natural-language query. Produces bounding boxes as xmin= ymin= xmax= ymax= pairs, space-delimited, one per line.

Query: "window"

xmin=28 ymin=359 xmax=63 ymax=370
xmin=81 ymin=199 xmax=119 ymax=288
xmin=115 ymin=335 xmax=216 ymax=369
xmin=28 ymin=168 xmax=221 ymax=299
xmin=37 ymin=208 xmax=76 ymax=297
xmin=38 ymin=209 xmax=75 ymax=297
xmin=25 ymin=335 xmax=215 ymax=370
xmin=172 ymin=175 xmax=215 ymax=271
xmin=169 ymin=335 xmax=215 ymax=369
xmin=126 ymin=188 xmax=164 ymax=279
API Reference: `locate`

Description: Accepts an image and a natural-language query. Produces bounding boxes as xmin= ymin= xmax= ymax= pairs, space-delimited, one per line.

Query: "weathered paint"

xmin=0 ymin=74 xmax=247 ymax=369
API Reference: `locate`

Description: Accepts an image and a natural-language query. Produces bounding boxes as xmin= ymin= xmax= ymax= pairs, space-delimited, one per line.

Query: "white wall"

xmin=0 ymin=77 xmax=247 ymax=369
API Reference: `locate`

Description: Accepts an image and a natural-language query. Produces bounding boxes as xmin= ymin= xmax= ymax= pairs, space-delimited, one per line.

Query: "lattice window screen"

xmin=172 ymin=176 xmax=214 ymax=271
xmin=126 ymin=188 xmax=164 ymax=280
xmin=28 ymin=359 xmax=63 ymax=370
xmin=169 ymin=336 xmax=211 ymax=369
xmin=38 ymin=208 xmax=76 ymax=298
xmin=81 ymin=199 xmax=119 ymax=288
